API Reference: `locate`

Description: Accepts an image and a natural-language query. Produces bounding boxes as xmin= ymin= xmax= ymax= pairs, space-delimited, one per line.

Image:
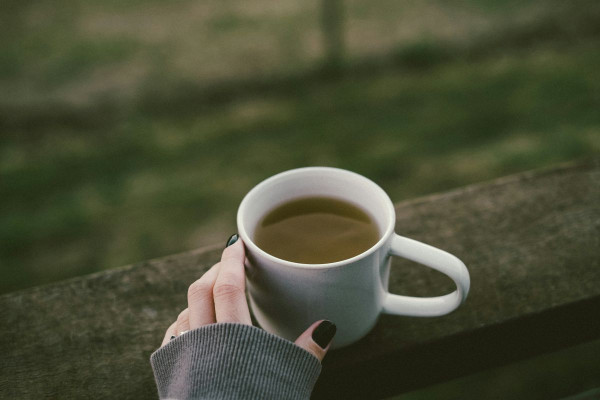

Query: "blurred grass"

xmin=1 ymin=0 xmax=600 ymax=295
xmin=1 ymin=38 xmax=599 ymax=293
xmin=2 ymin=0 xmax=594 ymax=107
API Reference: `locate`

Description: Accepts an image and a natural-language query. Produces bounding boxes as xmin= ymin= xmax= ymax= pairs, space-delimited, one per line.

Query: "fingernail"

xmin=312 ymin=320 xmax=337 ymax=349
xmin=225 ymin=233 xmax=239 ymax=248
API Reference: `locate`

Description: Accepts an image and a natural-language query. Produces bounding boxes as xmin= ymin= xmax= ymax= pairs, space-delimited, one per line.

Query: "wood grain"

xmin=1 ymin=159 xmax=598 ymax=399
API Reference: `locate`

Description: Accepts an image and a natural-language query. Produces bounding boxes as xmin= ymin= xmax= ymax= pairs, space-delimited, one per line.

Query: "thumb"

xmin=294 ymin=320 xmax=337 ymax=362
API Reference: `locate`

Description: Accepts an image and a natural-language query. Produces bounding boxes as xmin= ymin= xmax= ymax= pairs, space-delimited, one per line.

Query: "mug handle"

xmin=382 ymin=234 xmax=470 ymax=317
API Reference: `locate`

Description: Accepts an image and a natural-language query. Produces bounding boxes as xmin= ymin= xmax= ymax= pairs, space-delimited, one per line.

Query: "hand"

xmin=160 ymin=234 xmax=336 ymax=362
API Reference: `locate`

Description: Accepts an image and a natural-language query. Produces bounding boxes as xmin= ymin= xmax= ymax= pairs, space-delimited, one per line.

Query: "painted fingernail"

xmin=225 ymin=233 xmax=239 ymax=248
xmin=170 ymin=335 xmax=176 ymax=341
xmin=312 ymin=320 xmax=337 ymax=349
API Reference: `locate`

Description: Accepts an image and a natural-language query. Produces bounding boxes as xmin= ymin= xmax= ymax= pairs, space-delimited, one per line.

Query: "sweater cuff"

xmin=150 ymin=323 xmax=322 ymax=400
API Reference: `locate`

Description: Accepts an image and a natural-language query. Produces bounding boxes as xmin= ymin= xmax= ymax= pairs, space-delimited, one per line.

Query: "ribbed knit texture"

xmin=150 ymin=323 xmax=322 ymax=400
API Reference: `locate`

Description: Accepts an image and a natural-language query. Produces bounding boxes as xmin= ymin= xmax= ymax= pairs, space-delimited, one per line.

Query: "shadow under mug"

xmin=237 ymin=167 xmax=470 ymax=348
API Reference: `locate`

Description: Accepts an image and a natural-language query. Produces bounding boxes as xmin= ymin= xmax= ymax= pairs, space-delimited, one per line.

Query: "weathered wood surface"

xmin=1 ymin=159 xmax=599 ymax=399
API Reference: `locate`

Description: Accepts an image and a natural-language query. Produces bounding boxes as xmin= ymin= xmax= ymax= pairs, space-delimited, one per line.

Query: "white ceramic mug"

xmin=237 ymin=167 xmax=470 ymax=348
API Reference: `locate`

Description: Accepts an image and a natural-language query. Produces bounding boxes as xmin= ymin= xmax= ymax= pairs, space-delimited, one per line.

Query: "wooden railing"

xmin=1 ymin=159 xmax=598 ymax=399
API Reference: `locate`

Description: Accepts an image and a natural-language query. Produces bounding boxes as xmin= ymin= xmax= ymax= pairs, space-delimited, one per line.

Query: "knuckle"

xmin=188 ymin=280 xmax=213 ymax=303
xmin=213 ymin=282 xmax=243 ymax=301
xmin=165 ymin=321 xmax=176 ymax=334
xmin=177 ymin=310 xmax=188 ymax=323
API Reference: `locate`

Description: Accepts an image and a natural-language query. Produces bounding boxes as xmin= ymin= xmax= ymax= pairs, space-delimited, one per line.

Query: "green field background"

xmin=2 ymin=0 xmax=600 ymax=398
xmin=2 ymin=0 xmax=599 ymax=294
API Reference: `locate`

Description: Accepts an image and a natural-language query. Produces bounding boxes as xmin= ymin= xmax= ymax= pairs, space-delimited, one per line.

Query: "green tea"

xmin=254 ymin=196 xmax=380 ymax=264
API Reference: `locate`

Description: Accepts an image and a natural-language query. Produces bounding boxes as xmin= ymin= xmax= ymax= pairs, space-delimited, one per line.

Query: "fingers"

xmin=294 ymin=320 xmax=337 ymax=362
xmin=175 ymin=308 xmax=190 ymax=335
xmin=213 ymin=239 xmax=252 ymax=325
xmin=161 ymin=309 xmax=191 ymax=347
xmin=161 ymin=322 xmax=177 ymax=347
xmin=187 ymin=263 xmax=221 ymax=329
xmin=159 ymin=235 xmax=252 ymax=350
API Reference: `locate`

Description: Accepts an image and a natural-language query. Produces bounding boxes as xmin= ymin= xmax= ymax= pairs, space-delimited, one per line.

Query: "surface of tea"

xmin=254 ymin=196 xmax=380 ymax=264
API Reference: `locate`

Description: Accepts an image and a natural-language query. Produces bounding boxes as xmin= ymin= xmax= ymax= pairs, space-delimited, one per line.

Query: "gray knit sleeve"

xmin=150 ymin=323 xmax=322 ymax=400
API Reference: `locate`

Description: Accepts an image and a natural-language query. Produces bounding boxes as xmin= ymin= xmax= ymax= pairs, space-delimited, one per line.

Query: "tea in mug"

xmin=253 ymin=196 xmax=380 ymax=264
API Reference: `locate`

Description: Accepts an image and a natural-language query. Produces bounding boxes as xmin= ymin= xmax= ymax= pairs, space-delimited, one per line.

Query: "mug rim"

xmin=237 ymin=166 xmax=396 ymax=270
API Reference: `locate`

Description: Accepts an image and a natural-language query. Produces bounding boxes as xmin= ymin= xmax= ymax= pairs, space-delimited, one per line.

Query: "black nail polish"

xmin=225 ymin=233 xmax=239 ymax=248
xmin=312 ymin=320 xmax=337 ymax=349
